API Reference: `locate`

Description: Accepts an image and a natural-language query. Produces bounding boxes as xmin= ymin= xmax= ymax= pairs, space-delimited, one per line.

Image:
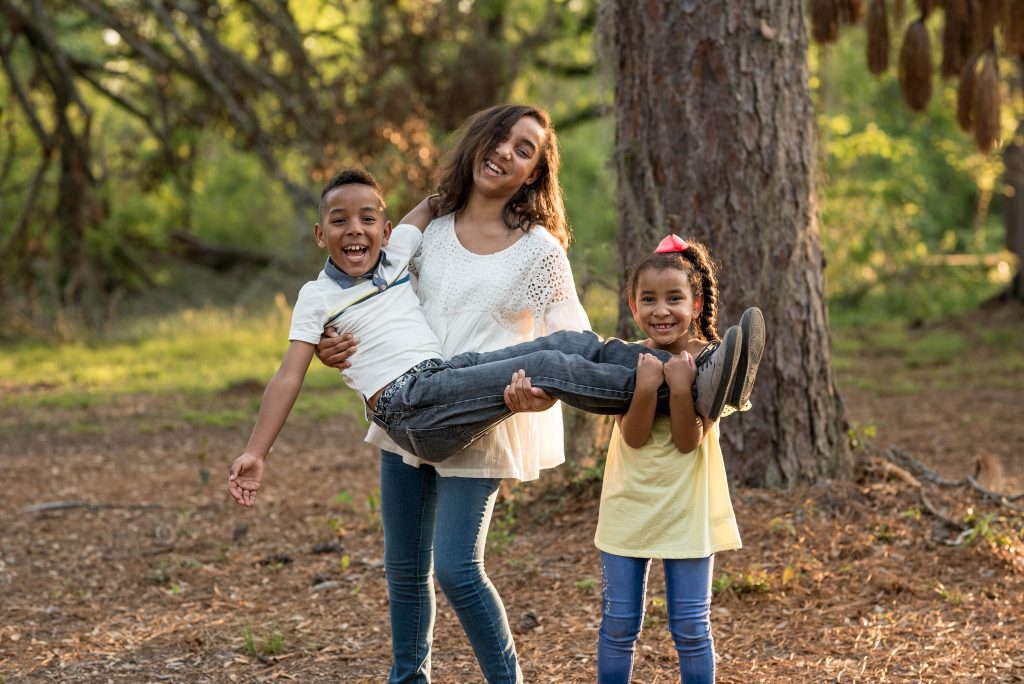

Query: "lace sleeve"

xmin=526 ymin=239 xmax=590 ymax=333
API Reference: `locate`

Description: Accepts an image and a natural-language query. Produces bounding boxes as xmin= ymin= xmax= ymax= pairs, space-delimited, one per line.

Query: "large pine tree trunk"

xmin=610 ymin=0 xmax=853 ymax=486
xmin=1005 ymin=133 xmax=1024 ymax=301
xmin=1002 ymin=60 xmax=1024 ymax=303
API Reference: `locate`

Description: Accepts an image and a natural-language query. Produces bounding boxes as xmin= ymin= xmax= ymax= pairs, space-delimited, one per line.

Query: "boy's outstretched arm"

xmin=228 ymin=341 xmax=315 ymax=507
xmin=399 ymin=195 xmax=438 ymax=232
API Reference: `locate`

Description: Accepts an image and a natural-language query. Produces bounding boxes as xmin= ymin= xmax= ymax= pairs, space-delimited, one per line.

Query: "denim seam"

xmin=412 ymin=467 xmax=432 ymax=681
xmin=466 ymin=482 xmax=517 ymax=684
xmin=533 ymin=376 xmax=632 ymax=398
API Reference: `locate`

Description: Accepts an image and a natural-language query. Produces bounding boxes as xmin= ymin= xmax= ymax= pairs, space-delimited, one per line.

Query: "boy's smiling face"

xmin=315 ymin=183 xmax=392 ymax=277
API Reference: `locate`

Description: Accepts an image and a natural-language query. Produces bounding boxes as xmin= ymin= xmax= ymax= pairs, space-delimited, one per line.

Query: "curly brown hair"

xmin=626 ymin=238 xmax=722 ymax=343
xmin=432 ymin=104 xmax=570 ymax=250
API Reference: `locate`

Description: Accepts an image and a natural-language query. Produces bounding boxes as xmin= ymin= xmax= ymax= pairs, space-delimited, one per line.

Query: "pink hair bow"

xmin=655 ymin=234 xmax=689 ymax=253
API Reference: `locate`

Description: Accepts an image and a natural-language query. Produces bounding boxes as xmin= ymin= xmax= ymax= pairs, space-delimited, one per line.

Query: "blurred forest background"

xmin=3 ymin=4 xmax=1024 ymax=680
xmin=0 ymin=0 xmax=1020 ymax=419
xmin=1 ymin=0 xmax=1018 ymax=330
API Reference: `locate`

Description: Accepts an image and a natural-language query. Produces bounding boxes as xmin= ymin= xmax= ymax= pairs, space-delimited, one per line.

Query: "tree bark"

xmin=1001 ymin=59 xmax=1024 ymax=303
xmin=610 ymin=0 xmax=853 ymax=486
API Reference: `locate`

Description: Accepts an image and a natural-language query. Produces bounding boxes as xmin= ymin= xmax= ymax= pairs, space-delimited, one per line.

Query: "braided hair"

xmin=626 ymin=238 xmax=721 ymax=343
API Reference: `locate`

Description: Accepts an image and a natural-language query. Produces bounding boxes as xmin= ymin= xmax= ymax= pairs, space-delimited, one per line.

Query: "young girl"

xmin=594 ymin=235 xmax=751 ymax=684
xmin=316 ymin=104 xmax=589 ymax=683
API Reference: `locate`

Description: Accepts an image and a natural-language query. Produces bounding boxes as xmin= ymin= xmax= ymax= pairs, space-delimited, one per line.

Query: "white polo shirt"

xmin=288 ymin=224 xmax=444 ymax=400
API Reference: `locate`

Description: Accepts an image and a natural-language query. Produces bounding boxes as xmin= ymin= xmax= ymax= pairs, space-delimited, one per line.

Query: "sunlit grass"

xmin=0 ymin=294 xmax=364 ymax=422
xmin=832 ymin=308 xmax=1024 ymax=395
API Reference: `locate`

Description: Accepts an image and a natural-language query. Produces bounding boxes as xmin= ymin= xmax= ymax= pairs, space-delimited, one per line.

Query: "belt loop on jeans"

xmin=372 ymin=358 xmax=444 ymax=422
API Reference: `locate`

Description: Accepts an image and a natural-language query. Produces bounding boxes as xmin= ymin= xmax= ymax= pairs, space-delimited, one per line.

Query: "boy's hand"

xmin=228 ymin=453 xmax=265 ymax=507
xmin=316 ymin=327 xmax=357 ymax=370
xmin=635 ymin=353 xmax=665 ymax=393
xmin=504 ymin=369 xmax=556 ymax=413
xmin=664 ymin=351 xmax=697 ymax=392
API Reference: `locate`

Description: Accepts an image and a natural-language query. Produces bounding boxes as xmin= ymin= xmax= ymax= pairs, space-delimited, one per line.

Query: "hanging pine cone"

xmin=840 ymin=0 xmax=865 ymax=23
xmin=1002 ymin=0 xmax=1024 ymax=54
xmin=867 ymin=0 xmax=890 ymax=74
xmin=812 ymin=0 xmax=841 ymax=42
xmin=975 ymin=0 xmax=1000 ymax=43
xmin=942 ymin=0 xmax=970 ymax=77
xmin=956 ymin=54 xmax=978 ymax=132
xmin=899 ymin=20 xmax=934 ymax=111
xmin=973 ymin=53 xmax=1001 ymax=152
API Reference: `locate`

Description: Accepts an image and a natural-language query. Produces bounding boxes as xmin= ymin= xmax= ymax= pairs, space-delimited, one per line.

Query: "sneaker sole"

xmin=705 ymin=326 xmax=741 ymax=421
xmin=729 ymin=307 xmax=765 ymax=408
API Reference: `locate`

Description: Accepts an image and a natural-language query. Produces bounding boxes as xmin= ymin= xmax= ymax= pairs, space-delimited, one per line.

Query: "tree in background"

xmin=810 ymin=0 xmax=1024 ymax=300
xmin=0 ymin=0 xmax=595 ymax=332
xmin=607 ymin=1 xmax=854 ymax=487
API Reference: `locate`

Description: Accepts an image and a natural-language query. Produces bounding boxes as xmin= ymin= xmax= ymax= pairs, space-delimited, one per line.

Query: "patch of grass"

xmin=35 ymin=392 xmax=100 ymax=409
xmin=241 ymin=626 xmax=286 ymax=658
xmin=70 ymin=420 xmax=106 ymax=435
xmin=934 ymin=581 xmax=967 ymax=605
xmin=180 ymin=407 xmax=251 ymax=428
xmin=713 ymin=569 xmax=772 ymax=597
xmin=293 ymin=388 xmax=366 ymax=422
xmin=903 ymin=330 xmax=965 ymax=367
xmin=0 ymin=301 xmax=366 ymax=423
xmin=574 ymin=577 xmax=597 ymax=593
xmin=487 ymin=497 xmax=519 ymax=556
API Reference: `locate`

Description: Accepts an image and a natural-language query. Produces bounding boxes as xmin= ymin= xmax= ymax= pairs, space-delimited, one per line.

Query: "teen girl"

xmin=316 ymin=104 xmax=588 ymax=683
xmin=594 ymin=235 xmax=757 ymax=683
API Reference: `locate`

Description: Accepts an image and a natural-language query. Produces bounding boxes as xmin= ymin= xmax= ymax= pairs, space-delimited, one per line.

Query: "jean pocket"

xmin=405 ymin=424 xmax=479 ymax=463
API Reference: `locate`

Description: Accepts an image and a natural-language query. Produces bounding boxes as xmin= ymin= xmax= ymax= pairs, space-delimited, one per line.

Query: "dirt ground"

xmin=2 ymin=316 xmax=1023 ymax=683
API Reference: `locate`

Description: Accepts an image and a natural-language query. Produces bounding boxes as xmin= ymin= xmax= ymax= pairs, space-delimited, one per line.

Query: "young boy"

xmin=228 ymin=170 xmax=762 ymax=507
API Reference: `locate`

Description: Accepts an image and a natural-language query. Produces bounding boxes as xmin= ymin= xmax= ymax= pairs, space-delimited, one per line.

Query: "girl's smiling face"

xmin=472 ymin=115 xmax=546 ymax=199
xmin=630 ymin=267 xmax=703 ymax=353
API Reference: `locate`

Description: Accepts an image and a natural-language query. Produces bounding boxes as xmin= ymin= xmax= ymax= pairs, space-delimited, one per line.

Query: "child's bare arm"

xmin=664 ymin=352 xmax=707 ymax=453
xmin=228 ymin=341 xmax=315 ymax=507
xmin=399 ymin=195 xmax=438 ymax=232
xmin=618 ymin=353 xmax=663 ymax=448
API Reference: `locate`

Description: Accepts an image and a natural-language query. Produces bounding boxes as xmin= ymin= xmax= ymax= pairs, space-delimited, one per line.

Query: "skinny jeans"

xmin=375 ymin=330 xmax=673 ymax=462
xmin=598 ymin=552 xmax=715 ymax=684
xmin=380 ymin=450 xmax=521 ymax=684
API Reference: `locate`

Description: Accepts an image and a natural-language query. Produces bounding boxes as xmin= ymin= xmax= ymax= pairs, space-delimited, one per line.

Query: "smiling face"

xmin=314 ymin=183 xmax=392 ymax=277
xmin=472 ymin=115 xmax=546 ymax=200
xmin=630 ymin=267 xmax=703 ymax=354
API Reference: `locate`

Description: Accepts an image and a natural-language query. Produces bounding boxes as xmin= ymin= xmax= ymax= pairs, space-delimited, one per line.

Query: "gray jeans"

xmin=372 ymin=330 xmax=675 ymax=462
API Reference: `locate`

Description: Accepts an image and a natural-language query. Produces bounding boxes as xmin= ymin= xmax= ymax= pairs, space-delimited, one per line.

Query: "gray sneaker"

xmin=728 ymin=307 xmax=765 ymax=411
xmin=692 ymin=325 xmax=741 ymax=421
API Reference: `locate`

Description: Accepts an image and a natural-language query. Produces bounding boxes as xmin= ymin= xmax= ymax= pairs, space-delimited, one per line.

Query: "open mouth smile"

xmin=341 ymin=245 xmax=370 ymax=263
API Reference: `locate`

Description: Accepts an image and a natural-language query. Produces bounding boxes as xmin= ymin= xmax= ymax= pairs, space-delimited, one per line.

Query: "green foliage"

xmin=812 ymin=31 xmax=1012 ymax=327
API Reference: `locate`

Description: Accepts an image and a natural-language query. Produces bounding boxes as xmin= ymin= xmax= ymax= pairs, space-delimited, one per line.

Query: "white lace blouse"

xmin=363 ymin=212 xmax=591 ymax=481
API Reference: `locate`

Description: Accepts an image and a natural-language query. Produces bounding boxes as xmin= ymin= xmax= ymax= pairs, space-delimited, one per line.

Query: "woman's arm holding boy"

xmin=228 ymin=341 xmax=315 ymax=507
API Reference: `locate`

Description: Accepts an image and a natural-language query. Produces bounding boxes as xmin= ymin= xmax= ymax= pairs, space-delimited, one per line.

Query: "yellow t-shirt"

xmin=595 ymin=417 xmax=742 ymax=559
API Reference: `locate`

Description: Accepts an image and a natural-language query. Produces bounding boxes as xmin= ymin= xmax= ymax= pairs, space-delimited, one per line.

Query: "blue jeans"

xmin=374 ymin=330 xmax=673 ymax=462
xmin=598 ymin=552 xmax=715 ymax=684
xmin=380 ymin=450 xmax=521 ymax=684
